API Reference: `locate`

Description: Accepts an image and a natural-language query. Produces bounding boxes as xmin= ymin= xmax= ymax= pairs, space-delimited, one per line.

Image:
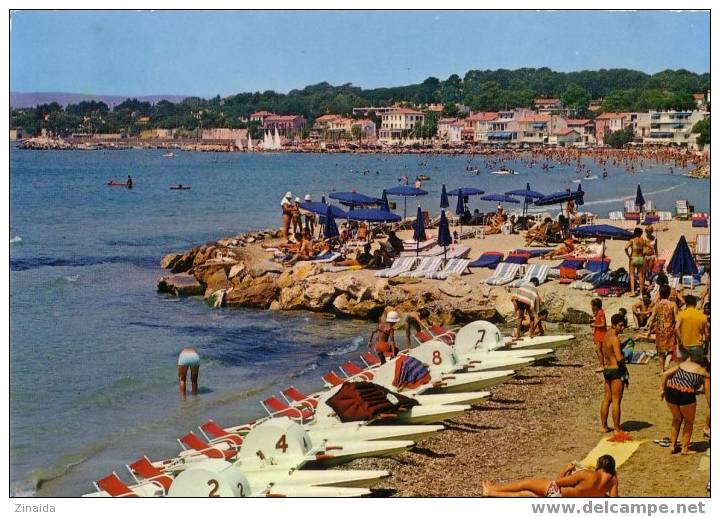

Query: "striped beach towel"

xmin=392 ymin=356 xmax=431 ymax=390
xmin=510 ymin=264 xmax=550 ymax=288
xmin=402 ymin=256 xmax=444 ymax=278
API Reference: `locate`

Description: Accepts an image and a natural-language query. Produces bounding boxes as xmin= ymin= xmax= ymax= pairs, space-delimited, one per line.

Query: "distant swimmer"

xmin=127 ymin=175 xmax=133 ymax=189
xmin=177 ymin=347 xmax=200 ymax=399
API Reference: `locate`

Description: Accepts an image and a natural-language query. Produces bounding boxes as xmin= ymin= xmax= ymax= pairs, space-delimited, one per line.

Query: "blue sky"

xmin=10 ymin=10 xmax=710 ymax=97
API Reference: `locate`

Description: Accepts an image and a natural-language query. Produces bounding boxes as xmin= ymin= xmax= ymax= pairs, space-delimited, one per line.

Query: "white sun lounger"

xmin=310 ymin=251 xmax=342 ymax=263
xmin=609 ymin=211 xmax=623 ymax=221
xmin=401 ymin=256 xmax=444 ymax=278
xmin=426 ymin=258 xmax=471 ymax=280
xmin=402 ymin=238 xmax=436 ymax=252
xmin=400 ymin=244 xmax=445 ymax=257
xmin=658 ymin=211 xmax=673 ymax=222
xmin=696 ymin=234 xmax=710 ymax=256
xmin=483 ymin=262 xmax=521 ymax=286
xmin=509 ymin=264 xmax=550 ymax=288
xmin=374 ymin=256 xmax=417 ymax=278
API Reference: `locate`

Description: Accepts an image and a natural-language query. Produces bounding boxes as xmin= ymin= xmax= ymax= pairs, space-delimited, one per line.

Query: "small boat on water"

xmin=417 ymin=175 xmax=431 ymax=181
xmin=107 ymin=181 xmax=131 ymax=188
xmin=170 ymin=185 xmax=191 ymax=190
xmin=163 ymin=152 xmax=175 ymax=158
xmin=491 ymin=169 xmax=517 ymax=175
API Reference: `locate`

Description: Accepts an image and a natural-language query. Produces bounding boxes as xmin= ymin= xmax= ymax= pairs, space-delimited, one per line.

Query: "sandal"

xmin=654 ymin=438 xmax=671 ymax=447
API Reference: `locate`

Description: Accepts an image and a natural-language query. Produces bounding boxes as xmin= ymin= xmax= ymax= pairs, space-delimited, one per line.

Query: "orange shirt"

xmin=593 ymin=309 xmax=607 ymax=343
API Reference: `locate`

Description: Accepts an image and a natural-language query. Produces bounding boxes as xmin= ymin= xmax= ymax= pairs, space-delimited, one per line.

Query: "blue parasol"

xmin=534 ymin=188 xmax=584 ymax=207
xmin=323 ymin=205 xmax=339 ymax=240
xmin=384 ymin=185 xmax=428 ymax=218
xmin=448 ymin=187 xmax=485 ymax=196
xmin=346 ymin=208 xmax=401 ymax=223
xmin=437 ymin=209 xmax=452 ymax=262
xmin=440 ymin=184 xmax=450 ymax=209
xmin=505 ymin=183 xmax=544 ymax=216
xmin=571 ymin=224 xmax=633 ymax=262
xmin=667 ymin=235 xmax=698 ymax=277
xmin=480 ymin=194 xmax=521 ymax=204
xmin=635 ymin=185 xmax=645 ymax=211
xmin=329 ymin=191 xmax=381 ymax=207
xmin=413 ymin=205 xmax=427 ymax=256
xmin=455 ymin=188 xmax=465 ymax=236
xmin=300 ymin=201 xmax=348 ymax=218
xmin=380 ymin=189 xmax=390 ymax=212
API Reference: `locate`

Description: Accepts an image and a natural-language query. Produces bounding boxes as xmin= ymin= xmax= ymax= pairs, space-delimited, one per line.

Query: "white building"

xmin=378 ymin=108 xmax=425 ymax=143
xmin=641 ymin=110 xmax=708 ymax=147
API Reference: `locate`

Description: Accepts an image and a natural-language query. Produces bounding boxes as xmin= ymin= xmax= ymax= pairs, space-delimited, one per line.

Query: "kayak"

xmin=107 ymin=181 xmax=130 ymax=187
xmin=170 ymin=186 xmax=191 ymax=190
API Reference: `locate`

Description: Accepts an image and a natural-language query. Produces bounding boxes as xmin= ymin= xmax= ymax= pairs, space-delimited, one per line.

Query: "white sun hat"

xmin=385 ymin=310 xmax=401 ymax=323
xmin=285 ymin=191 xmax=293 ymax=199
xmin=304 ymin=194 xmax=312 ymax=201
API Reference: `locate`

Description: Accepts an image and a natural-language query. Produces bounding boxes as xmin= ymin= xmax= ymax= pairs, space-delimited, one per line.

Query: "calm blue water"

xmin=9 ymin=148 xmax=707 ymax=496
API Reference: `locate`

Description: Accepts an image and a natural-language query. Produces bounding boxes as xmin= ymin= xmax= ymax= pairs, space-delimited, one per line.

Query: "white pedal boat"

xmin=454 ymin=321 xmax=571 ymax=356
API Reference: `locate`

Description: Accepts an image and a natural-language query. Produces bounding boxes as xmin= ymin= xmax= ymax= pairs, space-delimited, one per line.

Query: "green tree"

xmin=351 ymin=125 xmax=362 ymax=143
xmin=693 ymin=117 xmax=710 ymax=147
xmin=604 ymin=127 xmax=635 ymax=148
xmin=561 ymin=84 xmax=591 ymax=109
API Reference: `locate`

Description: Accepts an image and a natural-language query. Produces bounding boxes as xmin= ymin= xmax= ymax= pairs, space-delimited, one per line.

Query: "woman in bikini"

xmin=482 ymin=455 xmax=619 ymax=497
xmin=661 ymin=356 xmax=710 ymax=455
xmin=625 ymin=227 xmax=646 ymax=296
xmin=643 ymin=226 xmax=657 ymax=279
xmin=368 ymin=310 xmax=400 ymax=364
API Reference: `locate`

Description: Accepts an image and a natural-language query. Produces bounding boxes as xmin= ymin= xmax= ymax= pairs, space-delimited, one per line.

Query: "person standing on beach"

xmin=510 ymin=278 xmax=542 ymax=340
xmin=590 ymin=298 xmax=607 ymax=372
xmin=625 ymin=227 xmax=646 ymax=296
xmin=302 ymin=194 xmax=315 ymax=236
xmin=600 ymin=314 xmax=628 ymax=434
xmin=368 ymin=311 xmax=400 ymax=364
xmin=675 ymin=295 xmax=708 ymax=361
xmin=647 ymin=284 xmax=677 ymax=373
xmin=177 ymin=347 xmax=200 ymax=399
xmin=281 ymin=192 xmax=293 ymax=241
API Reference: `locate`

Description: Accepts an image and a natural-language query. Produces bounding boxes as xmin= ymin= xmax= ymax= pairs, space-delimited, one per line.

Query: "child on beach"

xmin=590 ymin=298 xmax=607 ymax=372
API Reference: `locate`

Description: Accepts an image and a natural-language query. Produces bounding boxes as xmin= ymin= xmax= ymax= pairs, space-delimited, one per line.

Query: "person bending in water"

xmin=178 ymin=347 xmax=200 ymax=399
xmin=368 ymin=311 xmax=400 ymax=364
xmin=482 ymin=455 xmax=618 ymax=497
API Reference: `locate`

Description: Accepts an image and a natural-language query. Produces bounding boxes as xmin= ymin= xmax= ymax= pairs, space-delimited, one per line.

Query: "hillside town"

xmin=12 ymin=92 xmax=710 ymax=152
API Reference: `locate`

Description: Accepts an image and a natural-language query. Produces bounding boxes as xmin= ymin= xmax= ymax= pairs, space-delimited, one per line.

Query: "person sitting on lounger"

xmin=334 ymin=243 xmax=372 ymax=267
xmin=284 ymin=232 xmax=315 ymax=265
xmin=543 ymin=238 xmax=575 ymax=259
xmin=482 ymin=455 xmax=618 ymax=497
xmin=368 ymin=310 xmax=400 ymax=364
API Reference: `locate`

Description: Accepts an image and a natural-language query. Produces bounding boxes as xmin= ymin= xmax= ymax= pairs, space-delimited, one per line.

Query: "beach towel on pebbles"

xmin=392 ymin=356 xmax=431 ymax=390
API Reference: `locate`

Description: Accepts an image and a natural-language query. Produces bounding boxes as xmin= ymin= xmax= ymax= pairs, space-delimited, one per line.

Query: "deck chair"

xmin=426 ymin=258 xmax=471 ymax=280
xmin=469 ymin=251 xmax=503 ymax=269
xmin=586 ymin=258 xmax=611 ymax=274
xmin=676 ymin=200 xmax=689 ymax=220
xmin=198 ymin=419 xmax=244 ymax=446
xmin=484 ymin=262 xmax=521 ymax=286
xmin=446 ymin=246 xmax=471 ymax=259
xmin=360 ymin=352 xmax=381 ymax=368
xmin=93 ymin=472 xmax=143 ymax=498
xmin=609 ymin=211 xmax=624 ymax=221
xmin=401 ymin=244 xmax=444 ymax=257
xmin=260 ymin=396 xmax=314 ymax=423
xmin=126 ymin=456 xmax=174 ymax=494
xmin=322 ymin=370 xmax=345 ymax=388
xmin=658 ymin=211 xmax=673 ymax=222
xmin=694 ymin=233 xmax=710 ymax=265
xmin=374 ymin=256 xmax=416 ymax=278
xmin=178 ymin=432 xmax=238 ymax=461
xmin=401 ymin=256 xmax=444 ymax=278
xmin=281 ymin=386 xmax=319 ymax=408
xmin=339 ymin=361 xmax=374 ymax=380
xmin=624 ymin=200 xmax=639 ymax=214
xmin=510 ymin=264 xmax=550 ymax=287
xmin=402 ymin=237 xmax=436 ymax=252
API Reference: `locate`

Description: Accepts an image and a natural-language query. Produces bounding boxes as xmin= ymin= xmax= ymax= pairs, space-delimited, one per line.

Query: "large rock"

xmin=438 ymin=275 xmax=472 ymax=298
xmin=225 ymin=274 xmax=279 ymax=308
xmin=228 ymin=263 xmax=246 ymax=280
xmin=203 ymin=269 xmax=231 ymax=299
xmin=542 ymin=290 xmax=567 ymax=323
xmin=563 ymin=306 xmax=594 ymax=324
xmin=192 ymin=244 xmax=217 ymax=268
xmin=160 ymin=252 xmax=183 ymax=270
xmin=158 ymin=273 xmax=203 ymax=297
xmin=170 ymin=248 xmax=198 ymax=273
xmin=277 ymin=262 xmax=321 ymax=289
xmin=335 ymin=275 xmax=371 ymax=301
xmin=388 ymin=276 xmax=421 ymax=285
xmin=303 ymin=282 xmax=337 ymax=310
xmin=276 ymin=285 xmax=306 ymax=310
xmin=332 ymin=294 xmax=384 ymax=319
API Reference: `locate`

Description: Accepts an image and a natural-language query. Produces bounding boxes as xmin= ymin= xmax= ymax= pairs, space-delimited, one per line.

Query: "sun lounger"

xmin=281 ymin=386 xmax=319 ymax=408
xmin=510 ymin=264 xmax=550 ymax=287
xmin=548 ymin=258 xmax=586 ymax=278
xmin=360 ymin=352 xmax=382 ymax=368
xmin=93 ymin=472 xmax=146 ymax=498
xmin=126 ymin=456 xmax=174 ymax=494
xmin=322 ymin=370 xmax=346 ymax=388
xmin=609 ymin=211 xmax=624 ymax=221
xmin=400 ymin=256 xmax=444 ymax=278
xmin=675 ymin=200 xmax=689 ymax=220
xmin=402 ymin=237 xmax=436 ymax=252
xmin=457 ymin=227 xmax=480 ymax=240
xmin=483 ymin=262 xmax=521 ymax=286
xmin=311 ymin=251 xmax=342 ymax=263
xmin=339 ymin=361 xmax=374 ymax=380
xmin=469 ymin=252 xmax=503 ymax=269
xmin=624 ymin=200 xmax=639 ymax=214
xmin=512 ymin=247 xmax=554 ymax=258
xmin=586 ymin=257 xmax=611 ymax=273
xmin=260 ymin=396 xmax=314 ymax=424
xmin=446 ymin=245 xmax=471 ymax=259
xmin=694 ymin=233 xmax=710 ymax=266
xmin=504 ymin=253 xmax=530 ymax=265
xmin=198 ymin=420 xmax=244 ymax=446
xmin=658 ymin=211 xmax=673 ymax=222
xmin=426 ymin=258 xmax=471 ymax=280
xmin=400 ymin=244 xmax=445 ymax=257
xmin=692 ymin=213 xmax=709 ymax=228
xmin=178 ymin=432 xmax=238 ymax=461
xmin=374 ymin=256 xmax=417 ymax=278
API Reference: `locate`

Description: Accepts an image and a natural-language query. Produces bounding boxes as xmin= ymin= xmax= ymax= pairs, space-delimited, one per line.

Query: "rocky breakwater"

xmin=157 ymin=233 xmax=510 ymax=324
xmin=687 ymin=163 xmax=710 ymax=179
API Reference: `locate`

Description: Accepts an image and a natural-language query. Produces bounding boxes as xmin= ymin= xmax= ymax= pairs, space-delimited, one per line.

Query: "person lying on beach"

xmin=284 ymin=233 xmax=316 ymax=265
xmin=482 ymin=455 xmax=618 ymax=497
xmin=543 ymin=238 xmax=575 ymax=259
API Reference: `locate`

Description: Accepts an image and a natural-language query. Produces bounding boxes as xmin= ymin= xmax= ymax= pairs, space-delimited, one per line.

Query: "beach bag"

xmin=392 ymin=356 xmax=431 ymax=390
xmin=325 ymin=381 xmax=418 ymax=423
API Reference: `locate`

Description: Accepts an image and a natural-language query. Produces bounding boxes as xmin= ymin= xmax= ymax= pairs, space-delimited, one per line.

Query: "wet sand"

xmin=336 ymin=326 xmax=710 ymax=497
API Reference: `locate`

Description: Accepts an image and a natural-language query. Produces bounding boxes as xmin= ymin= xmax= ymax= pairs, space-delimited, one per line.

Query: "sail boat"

xmin=274 ymin=127 xmax=282 ymax=149
xmin=263 ymin=131 xmax=271 ymax=149
xmin=247 ymin=134 xmax=254 ymax=151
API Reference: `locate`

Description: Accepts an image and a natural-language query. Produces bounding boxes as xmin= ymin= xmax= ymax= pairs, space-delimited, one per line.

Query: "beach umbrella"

xmin=329 ymin=191 xmax=381 ymax=207
xmin=534 ymin=188 xmax=584 ymax=210
xmin=345 ymin=208 xmax=401 ymax=223
xmin=413 ymin=205 xmax=427 ymax=256
xmin=437 ymin=209 xmax=452 ymax=262
xmin=379 ymin=189 xmax=390 ymax=212
xmin=299 ymin=201 xmax=347 ymax=218
xmin=480 ymin=194 xmax=521 ymax=204
xmin=667 ymin=235 xmax=698 ymax=277
xmin=384 ymin=185 xmax=428 ymax=219
xmin=455 ymin=188 xmax=465 ymax=236
xmin=505 ymin=183 xmax=545 ymax=217
xmin=635 ymin=184 xmax=645 ymax=212
xmin=323 ymin=205 xmax=340 ymax=240
xmin=447 ymin=187 xmax=485 ymax=196
xmin=576 ymin=184 xmax=585 ymax=207
xmin=571 ymin=224 xmax=633 ymax=263
xmin=440 ymin=184 xmax=450 ymax=209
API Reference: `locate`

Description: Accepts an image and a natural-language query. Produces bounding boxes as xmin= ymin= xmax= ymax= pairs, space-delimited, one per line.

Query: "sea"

xmin=9 ymin=147 xmax=708 ymax=496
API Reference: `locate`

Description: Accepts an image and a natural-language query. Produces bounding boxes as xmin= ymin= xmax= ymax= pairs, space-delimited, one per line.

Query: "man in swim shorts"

xmin=600 ymin=314 xmax=628 ymax=433
xmin=178 ymin=347 xmax=200 ymax=399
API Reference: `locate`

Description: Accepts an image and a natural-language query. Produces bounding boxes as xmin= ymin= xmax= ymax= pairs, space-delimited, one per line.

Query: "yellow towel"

xmin=580 ymin=437 xmax=644 ymax=469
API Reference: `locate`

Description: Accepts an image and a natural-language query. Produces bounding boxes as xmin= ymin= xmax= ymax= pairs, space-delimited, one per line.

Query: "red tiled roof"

xmin=595 ymin=112 xmax=627 ymax=120
xmin=566 ymin=119 xmax=592 ymax=126
xmin=467 ymin=112 xmax=498 ymax=122
xmin=517 ymin=114 xmax=551 ymax=123
xmin=266 ymin=115 xmax=305 ymax=122
xmin=251 ymin=110 xmax=275 ymax=117
xmin=553 ymin=128 xmax=578 ymax=136
xmin=316 ymin=114 xmax=341 ymax=122
xmin=388 ymin=108 xmax=424 ymax=115
xmin=439 ymin=118 xmax=459 ymax=124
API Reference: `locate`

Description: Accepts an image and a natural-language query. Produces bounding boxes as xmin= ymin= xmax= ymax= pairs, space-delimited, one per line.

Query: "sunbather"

xmin=284 ymin=232 xmax=315 ymax=265
xmin=543 ymin=238 xmax=575 ymax=259
xmin=482 ymin=455 xmax=618 ymax=497
xmin=333 ymin=243 xmax=372 ymax=267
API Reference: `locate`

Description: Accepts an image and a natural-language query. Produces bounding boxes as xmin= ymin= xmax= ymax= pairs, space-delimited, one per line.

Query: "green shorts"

xmin=631 ymin=256 xmax=645 ymax=267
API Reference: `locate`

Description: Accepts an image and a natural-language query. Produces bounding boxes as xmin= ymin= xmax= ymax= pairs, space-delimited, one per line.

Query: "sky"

xmin=10 ymin=10 xmax=710 ymax=97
